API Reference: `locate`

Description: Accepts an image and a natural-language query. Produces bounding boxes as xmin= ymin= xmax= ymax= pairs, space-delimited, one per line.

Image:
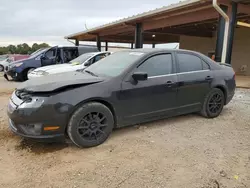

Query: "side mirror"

xmin=132 ymin=72 xmax=148 ymax=81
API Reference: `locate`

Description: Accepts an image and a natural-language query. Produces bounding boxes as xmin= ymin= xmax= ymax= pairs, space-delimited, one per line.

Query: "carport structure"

xmin=65 ymin=0 xmax=250 ymax=75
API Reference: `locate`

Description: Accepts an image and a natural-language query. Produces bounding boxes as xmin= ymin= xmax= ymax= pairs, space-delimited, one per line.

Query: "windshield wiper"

xmin=85 ymin=70 xmax=98 ymax=77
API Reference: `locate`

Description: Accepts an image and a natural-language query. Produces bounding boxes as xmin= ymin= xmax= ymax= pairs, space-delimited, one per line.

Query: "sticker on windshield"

xmin=71 ymin=62 xmax=80 ymax=65
xmin=129 ymin=52 xmax=144 ymax=56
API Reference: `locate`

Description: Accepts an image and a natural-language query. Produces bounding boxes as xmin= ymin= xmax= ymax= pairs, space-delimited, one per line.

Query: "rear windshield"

xmin=85 ymin=51 xmax=144 ymax=77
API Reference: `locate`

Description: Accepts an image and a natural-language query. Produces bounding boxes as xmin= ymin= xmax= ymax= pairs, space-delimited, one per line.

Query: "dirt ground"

xmin=0 ymin=72 xmax=19 ymax=93
xmin=0 ymin=77 xmax=249 ymax=188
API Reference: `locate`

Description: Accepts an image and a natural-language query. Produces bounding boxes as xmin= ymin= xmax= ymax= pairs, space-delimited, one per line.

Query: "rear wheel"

xmin=200 ymin=88 xmax=225 ymax=118
xmin=67 ymin=102 xmax=114 ymax=148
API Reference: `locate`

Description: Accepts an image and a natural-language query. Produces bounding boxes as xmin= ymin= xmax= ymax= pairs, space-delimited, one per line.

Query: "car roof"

xmin=56 ymin=45 xmax=98 ymax=49
xmin=73 ymin=51 xmax=110 ymax=59
xmin=81 ymin=51 xmax=110 ymax=56
xmin=120 ymin=48 xmax=198 ymax=54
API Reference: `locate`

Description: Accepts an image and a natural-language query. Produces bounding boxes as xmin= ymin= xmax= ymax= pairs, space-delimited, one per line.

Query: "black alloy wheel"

xmin=67 ymin=102 xmax=114 ymax=147
xmin=77 ymin=112 xmax=108 ymax=141
xmin=208 ymin=93 xmax=223 ymax=114
xmin=200 ymin=88 xmax=225 ymax=118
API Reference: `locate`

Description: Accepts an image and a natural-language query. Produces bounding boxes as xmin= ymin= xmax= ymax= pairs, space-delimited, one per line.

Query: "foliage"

xmin=0 ymin=43 xmax=50 ymax=55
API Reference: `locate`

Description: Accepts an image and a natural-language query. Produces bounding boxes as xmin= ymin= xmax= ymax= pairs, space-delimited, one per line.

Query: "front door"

xmin=41 ymin=47 xmax=58 ymax=66
xmin=175 ymin=52 xmax=213 ymax=113
xmin=119 ymin=53 xmax=178 ymax=125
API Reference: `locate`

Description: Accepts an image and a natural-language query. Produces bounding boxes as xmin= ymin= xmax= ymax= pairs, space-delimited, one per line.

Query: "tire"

xmin=27 ymin=68 xmax=35 ymax=80
xmin=67 ymin=102 xmax=114 ymax=148
xmin=0 ymin=65 xmax=4 ymax=72
xmin=21 ymin=68 xmax=35 ymax=81
xmin=200 ymin=88 xmax=225 ymax=118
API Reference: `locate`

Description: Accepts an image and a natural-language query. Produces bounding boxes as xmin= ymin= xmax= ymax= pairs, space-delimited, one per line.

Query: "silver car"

xmin=28 ymin=51 xmax=111 ymax=79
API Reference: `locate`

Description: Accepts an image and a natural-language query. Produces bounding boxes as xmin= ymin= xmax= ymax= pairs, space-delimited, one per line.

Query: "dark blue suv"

xmin=4 ymin=46 xmax=98 ymax=81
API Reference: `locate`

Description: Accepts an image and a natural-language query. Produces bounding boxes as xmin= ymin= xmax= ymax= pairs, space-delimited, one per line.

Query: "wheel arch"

xmin=213 ymin=85 xmax=227 ymax=104
xmin=23 ymin=67 xmax=36 ymax=72
xmin=20 ymin=67 xmax=36 ymax=80
xmin=66 ymin=98 xmax=117 ymax=133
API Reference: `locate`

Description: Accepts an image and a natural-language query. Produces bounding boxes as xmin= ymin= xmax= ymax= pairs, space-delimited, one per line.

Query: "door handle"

xmin=205 ymin=76 xmax=213 ymax=81
xmin=166 ymin=81 xmax=174 ymax=87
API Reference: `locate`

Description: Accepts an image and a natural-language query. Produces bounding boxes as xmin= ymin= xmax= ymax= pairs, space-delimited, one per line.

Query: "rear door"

xmin=119 ymin=53 xmax=178 ymax=124
xmin=175 ymin=52 xmax=213 ymax=113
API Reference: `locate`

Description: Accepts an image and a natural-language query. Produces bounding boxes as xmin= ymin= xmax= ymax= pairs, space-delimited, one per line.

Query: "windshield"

xmin=69 ymin=53 xmax=93 ymax=64
xmin=29 ymin=48 xmax=49 ymax=58
xmin=85 ymin=51 xmax=144 ymax=77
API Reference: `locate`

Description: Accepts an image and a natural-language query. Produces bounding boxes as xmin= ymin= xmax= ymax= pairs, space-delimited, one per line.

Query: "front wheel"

xmin=20 ymin=68 xmax=35 ymax=81
xmin=67 ymin=102 xmax=114 ymax=148
xmin=200 ymin=88 xmax=225 ymax=118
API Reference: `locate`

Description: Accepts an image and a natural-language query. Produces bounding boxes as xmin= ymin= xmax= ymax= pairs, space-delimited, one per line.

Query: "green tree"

xmin=0 ymin=47 xmax=8 ymax=55
xmin=38 ymin=43 xmax=50 ymax=48
xmin=32 ymin=43 xmax=40 ymax=52
xmin=7 ymin=45 xmax=16 ymax=54
xmin=0 ymin=43 xmax=50 ymax=55
xmin=21 ymin=43 xmax=31 ymax=54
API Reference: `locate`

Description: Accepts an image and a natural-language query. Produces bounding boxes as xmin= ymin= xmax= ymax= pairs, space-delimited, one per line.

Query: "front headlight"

xmin=14 ymin=62 xmax=23 ymax=67
xmin=9 ymin=62 xmax=23 ymax=69
xmin=18 ymin=97 xmax=45 ymax=109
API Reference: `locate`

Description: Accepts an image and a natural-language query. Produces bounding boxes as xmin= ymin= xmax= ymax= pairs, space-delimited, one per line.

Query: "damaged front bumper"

xmin=4 ymin=68 xmax=21 ymax=81
xmin=7 ymin=91 xmax=68 ymax=142
xmin=8 ymin=118 xmax=64 ymax=142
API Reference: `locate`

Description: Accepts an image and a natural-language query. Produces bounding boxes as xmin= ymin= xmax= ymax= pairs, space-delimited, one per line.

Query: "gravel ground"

xmin=0 ymin=87 xmax=249 ymax=188
xmin=0 ymin=73 xmax=19 ymax=93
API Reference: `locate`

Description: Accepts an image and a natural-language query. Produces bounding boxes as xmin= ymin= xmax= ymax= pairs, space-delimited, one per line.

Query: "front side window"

xmin=45 ymin=49 xmax=56 ymax=59
xmin=177 ymin=53 xmax=203 ymax=73
xmin=93 ymin=53 xmax=110 ymax=63
xmin=137 ymin=54 xmax=172 ymax=77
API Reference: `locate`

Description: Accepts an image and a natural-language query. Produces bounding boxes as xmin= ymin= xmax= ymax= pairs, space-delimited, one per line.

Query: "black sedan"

xmin=7 ymin=49 xmax=235 ymax=147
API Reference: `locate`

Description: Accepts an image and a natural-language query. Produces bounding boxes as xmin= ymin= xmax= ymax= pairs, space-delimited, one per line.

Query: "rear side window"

xmin=63 ymin=48 xmax=78 ymax=62
xmin=202 ymin=60 xmax=210 ymax=70
xmin=137 ymin=54 xmax=172 ymax=77
xmin=177 ymin=53 xmax=207 ymax=73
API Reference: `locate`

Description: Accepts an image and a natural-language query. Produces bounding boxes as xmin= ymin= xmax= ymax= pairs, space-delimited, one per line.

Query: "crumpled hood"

xmin=17 ymin=71 xmax=104 ymax=93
